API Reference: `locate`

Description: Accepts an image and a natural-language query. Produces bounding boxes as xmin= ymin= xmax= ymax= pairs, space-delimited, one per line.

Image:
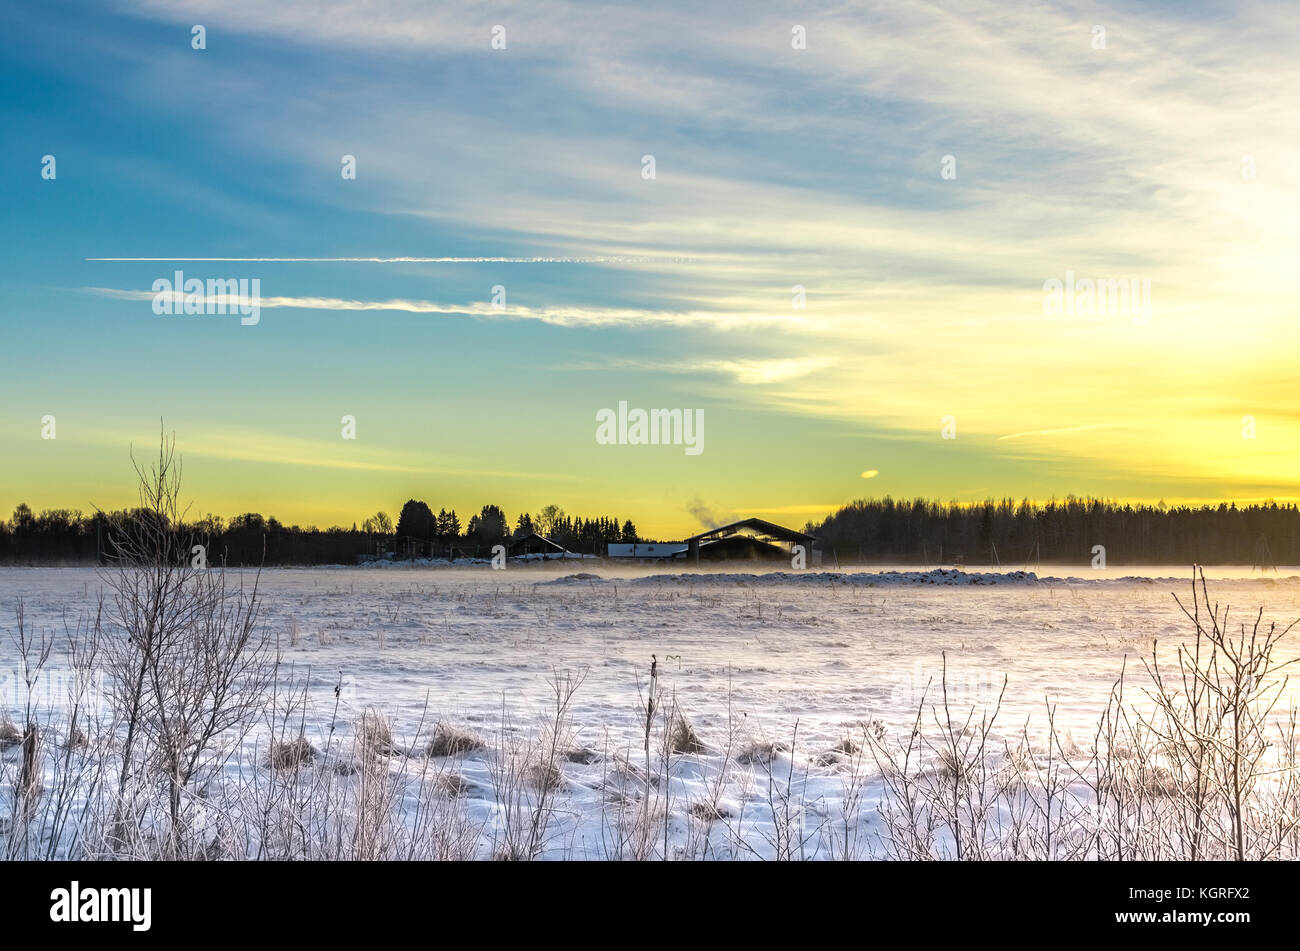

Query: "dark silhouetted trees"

xmin=4 ymin=494 xmax=1297 ymax=566
xmin=808 ymin=496 xmax=1300 ymax=567
xmin=467 ymin=505 xmax=510 ymax=550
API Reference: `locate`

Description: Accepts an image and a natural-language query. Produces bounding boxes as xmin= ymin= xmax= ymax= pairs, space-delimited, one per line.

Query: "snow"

xmin=3 ymin=564 xmax=1300 ymax=859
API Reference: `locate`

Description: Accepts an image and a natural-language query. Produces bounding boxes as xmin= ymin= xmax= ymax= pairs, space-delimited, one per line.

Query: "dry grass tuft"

xmin=668 ymin=714 xmax=706 ymax=754
xmin=527 ymin=760 xmax=564 ymax=792
xmin=603 ymin=753 xmax=656 ymax=791
xmin=63 ymin=725 xmax=90 ymax=751
xmin=356 ymin=707 xmax=397 ymax=757
xmin=0 ymin=716 xmax=22 ymax=749
xmin=426 ymin=723 xmax=486 ymax=757
xmin=737 ymin=740 xmax=788 ymax=765
xmin=432 ymin=773 xmax=473 ymax=798
xmin=687 ymin=800 xmax=731 ymax=822
xmin=268 ymin=735 xmax=316 ymax=770
xmin=1142 ymin=765 xmax=1179 ymax=798
xmin=564 ymin=746 xmax=600 ymax=764
xmin=936 ymin=746 xmax=967 ymax=782
xmin=815 ymin=736 xmax=862 ymax=765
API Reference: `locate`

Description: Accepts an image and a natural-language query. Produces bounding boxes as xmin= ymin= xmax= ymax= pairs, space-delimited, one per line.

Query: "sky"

xmin=2 ymin=0 xmax=1298 ymax=539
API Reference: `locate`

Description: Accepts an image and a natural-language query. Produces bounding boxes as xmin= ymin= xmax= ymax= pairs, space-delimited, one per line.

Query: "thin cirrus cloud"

xmin=75 ymin=427 xmax=424 ymax=475
xmin=559 ymin=356 xmax=833 ymax=385
xmin=998 ymin=424 xmax=1124 ymax=442
xmin=83 ymin=426 xmax=589 ymax=482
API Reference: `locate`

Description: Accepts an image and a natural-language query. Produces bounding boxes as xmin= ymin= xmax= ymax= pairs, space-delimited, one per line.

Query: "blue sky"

xmin=2 ymin=0 xmax=1298 ymax=536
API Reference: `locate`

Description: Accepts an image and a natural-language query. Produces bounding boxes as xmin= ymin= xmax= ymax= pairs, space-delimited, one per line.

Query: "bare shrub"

xmin=1137 ymin=567 xmax=1300 ymax=860
xmin=2 ymin=599 xmax=111 ymax=861
xmin=489 ymin=669 xmax=586 ymax=860
xmin=863 ymin=571 xmax=1300 ymax=863
xmin=98 ymin=429 xmax=274 ymax=858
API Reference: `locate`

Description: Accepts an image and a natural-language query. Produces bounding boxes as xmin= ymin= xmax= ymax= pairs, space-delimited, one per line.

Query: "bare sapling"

xmin=98 ymin=427 xmax=274 ymax=858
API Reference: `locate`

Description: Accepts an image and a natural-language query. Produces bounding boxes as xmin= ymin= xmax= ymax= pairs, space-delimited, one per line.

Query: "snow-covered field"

xmin=4 ymin=564 xmax=1300 ymax=860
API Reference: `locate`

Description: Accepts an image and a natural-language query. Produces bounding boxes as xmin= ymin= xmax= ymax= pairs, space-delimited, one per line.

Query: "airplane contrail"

xmin=85 ymin=256 xmax=695 ymax=263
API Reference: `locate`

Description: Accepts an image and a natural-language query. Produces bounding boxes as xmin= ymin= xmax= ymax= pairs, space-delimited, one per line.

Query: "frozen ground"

xmin=4 ymin=564 xmax=1300 ymax=859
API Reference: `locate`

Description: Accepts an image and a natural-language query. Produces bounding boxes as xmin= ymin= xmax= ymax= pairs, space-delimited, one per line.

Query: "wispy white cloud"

xmin=83 ymin=425 xmax=588 ymax=481
xmin=561 ymin=356 xmax=832 ymax=384
xmin=999 ymin=424 xmax=1124 ymax=441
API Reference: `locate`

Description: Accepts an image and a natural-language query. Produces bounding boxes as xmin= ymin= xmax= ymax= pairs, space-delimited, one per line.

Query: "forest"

xmin=805 ymin=496 xmax=1300 ymax=567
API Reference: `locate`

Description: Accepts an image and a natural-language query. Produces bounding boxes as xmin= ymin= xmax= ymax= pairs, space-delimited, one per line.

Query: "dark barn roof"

xmin=508 ymin=532 xmax=568 ymax=556
xmin=673 ymin=535 xmax=789 ymax=561
xmin=683 ymin=517 xmax=814 ymax=546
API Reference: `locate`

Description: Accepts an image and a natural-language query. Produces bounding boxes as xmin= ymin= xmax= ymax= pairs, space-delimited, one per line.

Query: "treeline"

xmin=0 ymin=500 xmax=638 ymax=566
xmin=807 ymin=497 xmax=1300 ymax=566
xmin=390 ymin=500 xmax=637 ymax=558
xmin=14 ymin=494 xmax=1298 ymax=568
xmin=0 ymin=505 xmax=381 ymax=566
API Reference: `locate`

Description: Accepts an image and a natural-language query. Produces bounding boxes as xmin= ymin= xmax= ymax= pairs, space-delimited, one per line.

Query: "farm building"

xmin=508 ymin=532 xmax=570 ymax=559
xmin=606 ymin=542 xmax=688 ymax=563
xmin=680 ymin=518 xmax=817 ymax=563
xmin=606 ymin=517 xmax=818 ymax=564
